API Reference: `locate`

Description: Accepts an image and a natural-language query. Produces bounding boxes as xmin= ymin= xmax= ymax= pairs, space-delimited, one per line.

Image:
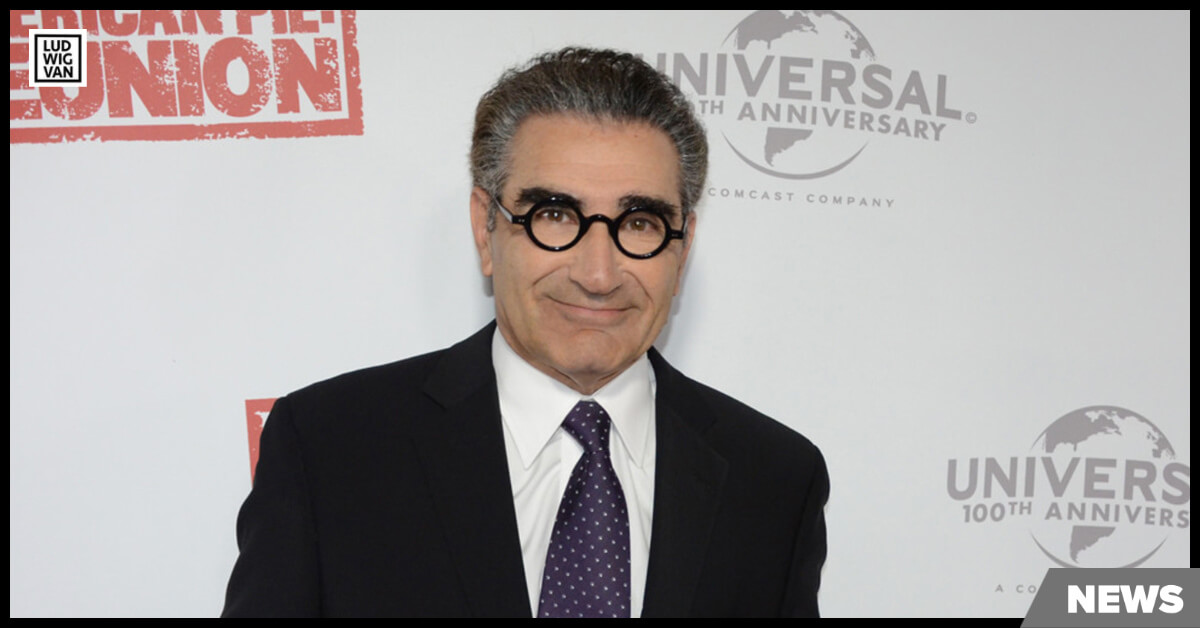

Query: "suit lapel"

xmin=412 ymin=324 xmax=532 ymax=617
xmin=641 ymin=349 xmax=729 ymax=617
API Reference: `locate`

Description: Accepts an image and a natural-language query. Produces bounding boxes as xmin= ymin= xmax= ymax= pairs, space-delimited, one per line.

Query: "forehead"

xmin=505 ymin=114 xmax=681 ymax=207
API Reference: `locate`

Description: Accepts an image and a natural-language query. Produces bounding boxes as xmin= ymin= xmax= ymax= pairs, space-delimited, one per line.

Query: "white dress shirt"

xmin=492 ymin=329 xmax=656 ymax=617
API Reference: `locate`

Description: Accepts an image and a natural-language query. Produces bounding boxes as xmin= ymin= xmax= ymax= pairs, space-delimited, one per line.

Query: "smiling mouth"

xmin=549 ymin=298 xmax=630 ymax=323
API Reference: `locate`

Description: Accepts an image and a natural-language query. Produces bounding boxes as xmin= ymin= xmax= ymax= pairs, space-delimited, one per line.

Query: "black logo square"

xmin=30 ymin=32 xmax=85 ymax=86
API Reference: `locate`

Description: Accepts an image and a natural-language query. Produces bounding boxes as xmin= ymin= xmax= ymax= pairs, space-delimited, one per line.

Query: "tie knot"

xmin=562 ymin=400 xmax=611 ymax=456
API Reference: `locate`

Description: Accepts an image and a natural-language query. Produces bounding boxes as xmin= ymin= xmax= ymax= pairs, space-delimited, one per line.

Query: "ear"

xmin=469 ymin=187 xmax=494 ymax=278
xmin=673 ymin=212 xmax=697 ymax=296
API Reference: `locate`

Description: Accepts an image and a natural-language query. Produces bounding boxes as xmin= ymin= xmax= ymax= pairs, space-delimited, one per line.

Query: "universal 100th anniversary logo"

xmin=947 ymin=406 xmax=1190 ymax=595
xmin=649 ymin=10 xmax=976 ymax=209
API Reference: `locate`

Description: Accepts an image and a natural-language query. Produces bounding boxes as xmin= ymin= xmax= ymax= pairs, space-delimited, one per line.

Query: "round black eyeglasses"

xmin=492 ymin=194 xmax=686 ymax=260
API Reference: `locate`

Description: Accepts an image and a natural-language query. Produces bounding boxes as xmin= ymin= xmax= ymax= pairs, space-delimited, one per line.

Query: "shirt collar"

xmin=492 ymin=328 xmax=654 ymax=471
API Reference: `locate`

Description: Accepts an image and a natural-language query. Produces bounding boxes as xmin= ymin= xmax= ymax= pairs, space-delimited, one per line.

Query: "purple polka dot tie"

xmin=537 ymin=401 xmax=631 ymax=618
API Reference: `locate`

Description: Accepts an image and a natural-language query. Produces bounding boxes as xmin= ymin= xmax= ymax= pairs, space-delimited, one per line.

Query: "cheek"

xmin=491 ymin=236 xmax=529 ymax=282
xmin=647 ymin=259 xmax=684 ymax=301
xmin=492 ymin=242 xmax=556 ymax=298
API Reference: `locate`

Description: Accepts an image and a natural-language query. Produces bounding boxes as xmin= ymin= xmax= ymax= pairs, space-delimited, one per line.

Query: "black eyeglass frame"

xmin=491 ymin=194 xmax=687 ymax=260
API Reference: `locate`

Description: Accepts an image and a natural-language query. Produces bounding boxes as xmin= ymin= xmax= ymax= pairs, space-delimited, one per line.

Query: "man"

xmin=223 ymin=47 xmax=829 ymax=617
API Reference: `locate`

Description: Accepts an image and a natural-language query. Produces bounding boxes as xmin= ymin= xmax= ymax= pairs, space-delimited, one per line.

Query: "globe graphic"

xmin=718 ymin=10 xmax=876 ymax=178
xmin=1028 ymin=406 xmax=1177 ymax=568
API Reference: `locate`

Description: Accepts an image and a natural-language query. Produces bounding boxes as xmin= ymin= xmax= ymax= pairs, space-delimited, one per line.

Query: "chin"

xmin=551 ymin=339 xmax=628 ymax=376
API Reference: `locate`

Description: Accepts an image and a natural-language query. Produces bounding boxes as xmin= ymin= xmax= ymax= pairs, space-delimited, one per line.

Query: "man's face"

xmin=470 ymin=114 xmax=694 ymax=394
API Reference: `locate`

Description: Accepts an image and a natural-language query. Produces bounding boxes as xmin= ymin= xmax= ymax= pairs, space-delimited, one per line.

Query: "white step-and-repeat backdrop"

xmin=10 ymin=10 xmax=1189 ymax=617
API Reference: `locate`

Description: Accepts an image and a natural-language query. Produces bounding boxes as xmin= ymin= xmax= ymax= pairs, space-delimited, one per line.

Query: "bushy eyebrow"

xmin=514 ymin=187 xmax=579 ymax=210
xmin=513 ymin=187 xmax=681 ymax=222
xmin=620 ymin=195 xmax=680 ymax=223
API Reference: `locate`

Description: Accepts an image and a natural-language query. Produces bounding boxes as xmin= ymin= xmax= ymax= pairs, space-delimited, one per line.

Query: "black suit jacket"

xmin=223 ymin=323 xmax=829 ymax=617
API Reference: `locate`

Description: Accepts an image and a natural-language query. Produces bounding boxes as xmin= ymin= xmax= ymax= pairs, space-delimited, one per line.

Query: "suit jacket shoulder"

xmin=285 ymin=325 xmax=493 ymax=416
xmin=650 ymin=348 xmax=824 ymax=464
xmin=644 ymin=348 xmax=829 ymax=617
xmin=224 ymin=323 xmax=531 ymax=617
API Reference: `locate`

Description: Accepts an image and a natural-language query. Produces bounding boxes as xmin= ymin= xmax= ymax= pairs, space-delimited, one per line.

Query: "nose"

xmin=568 ymin=219 xmax=623 ymax=296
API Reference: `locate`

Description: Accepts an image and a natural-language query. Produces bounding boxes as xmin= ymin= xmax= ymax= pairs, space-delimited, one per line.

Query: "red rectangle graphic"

xmin=9 ymin=10 xmax=362 ymax=143
xmin=244 ymin=397 xmax=277 ymax=483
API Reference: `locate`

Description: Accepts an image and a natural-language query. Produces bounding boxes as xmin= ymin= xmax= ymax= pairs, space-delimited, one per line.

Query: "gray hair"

xmin=470 ymin=47 xmax=708 ymax=229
